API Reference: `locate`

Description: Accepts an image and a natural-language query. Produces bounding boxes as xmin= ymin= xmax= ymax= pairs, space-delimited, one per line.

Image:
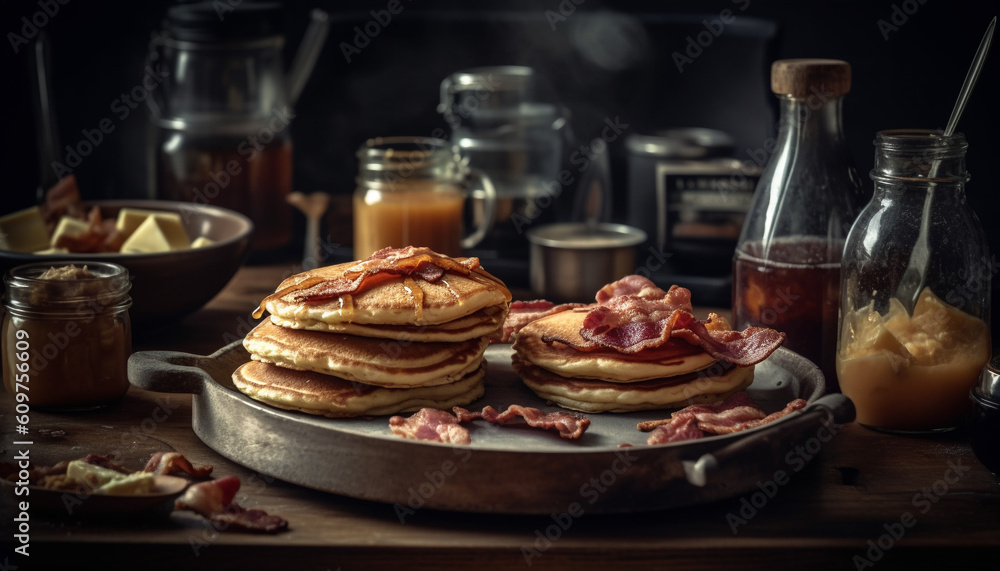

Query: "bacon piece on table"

xmin=453 ymin=404 xmax=591 ymax=440
xmin=389 ymin=408 xmax=471 ymax=445
xmin=643 ymin=392 xmax=808 ymax=445
xmin=175 ymin=476 xmax=288 ymax=534
xmin=143 ymin=452 xmax=214 ymax=478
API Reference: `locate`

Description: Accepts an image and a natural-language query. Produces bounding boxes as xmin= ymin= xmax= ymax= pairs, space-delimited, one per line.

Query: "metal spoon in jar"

xmin=895 ymin=16 xmax=995 ymax=308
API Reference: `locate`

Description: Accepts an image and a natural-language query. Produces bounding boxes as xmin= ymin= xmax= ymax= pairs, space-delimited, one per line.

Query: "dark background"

xmin=1 ymin=0 xmax=998 ymax=327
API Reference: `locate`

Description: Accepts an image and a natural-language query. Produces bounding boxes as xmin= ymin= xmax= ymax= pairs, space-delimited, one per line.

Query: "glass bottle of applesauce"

xmin=732 ymin=59 xmax=866 ymax=392
xmin=837 ymin=129 xmax=991 ymax=433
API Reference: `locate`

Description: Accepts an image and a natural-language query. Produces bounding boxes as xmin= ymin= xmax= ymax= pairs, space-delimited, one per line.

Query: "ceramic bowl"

xmin=0 ymin=200 xmax=253 ymax=328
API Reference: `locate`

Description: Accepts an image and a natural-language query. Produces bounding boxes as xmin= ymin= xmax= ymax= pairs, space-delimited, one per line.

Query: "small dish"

xmin=2 ymin=474 xmax=189 ymax=517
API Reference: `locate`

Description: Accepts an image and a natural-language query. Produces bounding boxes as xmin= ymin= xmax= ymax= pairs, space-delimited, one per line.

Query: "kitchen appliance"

xmin=625 ymin=128 xmax=758 ymax=305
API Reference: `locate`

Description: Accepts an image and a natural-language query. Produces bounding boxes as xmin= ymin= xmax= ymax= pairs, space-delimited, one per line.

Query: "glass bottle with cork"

xmin=732 ymin=59 xmax=866 ymax=391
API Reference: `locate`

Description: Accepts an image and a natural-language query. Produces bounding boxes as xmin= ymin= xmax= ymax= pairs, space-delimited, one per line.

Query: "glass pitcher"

xmin=146 ymin=2 xmax=325 ymax=256
xmin=438 ymin=66 xmax=568 ymax=258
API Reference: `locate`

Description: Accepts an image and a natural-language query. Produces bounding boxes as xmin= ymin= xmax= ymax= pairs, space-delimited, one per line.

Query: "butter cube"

xmin=0 ymin=206 xmax=51 ymax=252
xmin=50 ymin=216 xmax=90 ymax=247
xmin=120 ymin=216 xmax=172 ymax=253
xmin=190 ymin=236 xmax=214 ymax=248
xmin=66 ymin=460 xmax=128 ymax=487
xmin=115 ymin=208 xmax=190 ymax=250
xmin=94 ymin=472 xmax=154 ymax=495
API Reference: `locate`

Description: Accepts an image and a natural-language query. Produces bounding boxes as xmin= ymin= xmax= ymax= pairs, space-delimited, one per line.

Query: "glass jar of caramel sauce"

xmin=2 ymin=262 xmax=132 ymax=411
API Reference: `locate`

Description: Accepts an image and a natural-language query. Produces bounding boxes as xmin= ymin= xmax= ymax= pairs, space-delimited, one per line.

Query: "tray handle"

xmin=127 ymin=341 xmax=248 ymax=395
xmin=682 ymin=393 xmax=856 ymax=488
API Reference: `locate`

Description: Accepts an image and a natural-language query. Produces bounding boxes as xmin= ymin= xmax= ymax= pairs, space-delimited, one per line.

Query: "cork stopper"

xmin=771 ymin=59 xmax=851 ymax=97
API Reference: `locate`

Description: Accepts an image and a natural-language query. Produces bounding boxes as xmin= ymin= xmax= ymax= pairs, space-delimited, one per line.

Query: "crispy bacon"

xmin=143 ymin=452 xmax=214 ymax=478
xmin=389 ymin=408 xmax=471 ymax=445
xmin=577 ymin=278 xmax=784 ymax=366
xmin=645 ymin=415 xmax=704 ymax=444
xmin=500 ymin=300 xmax=587 ymax=343
xmin=595 ymin=275 xmax=690 ymax=306
xmin=175 ymin=476 xmax=288 ymax=534
xmin=453 ymin=404 xmax=590 ymax=440
xmin=253 ymin=246 xmax=510 ymax=318
xmin=643 ymin=392 xmax=808 ymax=444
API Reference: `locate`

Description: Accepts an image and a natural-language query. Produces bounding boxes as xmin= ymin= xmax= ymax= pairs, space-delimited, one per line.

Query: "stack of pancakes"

xmin=233 ymin=248 xmax=510 ymax=417
xmin=511 ymin=309 xmax=755 ymax=413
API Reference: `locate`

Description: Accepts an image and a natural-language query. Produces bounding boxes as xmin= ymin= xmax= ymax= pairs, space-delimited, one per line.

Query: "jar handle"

xmin=461 ymin=167 xmax=497 ymax=250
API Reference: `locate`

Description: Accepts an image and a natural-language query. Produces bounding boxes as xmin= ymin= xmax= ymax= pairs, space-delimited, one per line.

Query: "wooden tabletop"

xmin=2 ymin=261 xmax=999 ymax=570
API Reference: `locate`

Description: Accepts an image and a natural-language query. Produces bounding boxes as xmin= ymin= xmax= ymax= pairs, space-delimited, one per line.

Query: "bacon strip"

xmin=175 ymin=476 xmax=288 ymax=534
xmin=577 ymin=278 xmax=785 ymax=366
xmin=453 ymin=404 xmax=590 ymax=440
xmin=500 ymin=300 xmax=587 ymax=343
xmin=644 ymin=392 xmax=808 ymax=445
xmin=143 ymin=452 xmax=214 ymax=478
xmin=389 ymin=408 xmax=471 ymax=445
xmin=253 ymin=246 xmax=510 ymax=318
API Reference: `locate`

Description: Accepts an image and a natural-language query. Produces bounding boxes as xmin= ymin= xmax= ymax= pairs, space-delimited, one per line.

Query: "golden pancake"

xmin=232 ymin=360 xmax=486 ymax=418
xmin=244 ymin=320 xmax=489 ymax=388
xmin=512 ymin=354 xmax=753 ymax=413
xmin=270 ymin=305 xmax=505 ymax=342
xmin=512 ymin=309 xmax=717 ymax=382
xmin=263 ymin=260 xmax=509 ymax=327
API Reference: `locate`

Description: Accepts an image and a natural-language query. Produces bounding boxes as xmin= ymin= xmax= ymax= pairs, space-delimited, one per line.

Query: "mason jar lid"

xmin=165 ymin=1 xmax=284 ymax=43
xmin=871 ymin=129 xmax=969 ymax=184
xmin=771 ymin=59 xmax=851 ymax=97
xmin=3 ymin=261 xmax=132 ymax=316
xmin=356 ymin=136 xmax=467 ymax=188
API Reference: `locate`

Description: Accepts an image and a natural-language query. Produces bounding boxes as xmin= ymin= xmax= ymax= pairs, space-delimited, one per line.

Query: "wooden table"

xmin=2 ymin=262 xmax=999 ymax=570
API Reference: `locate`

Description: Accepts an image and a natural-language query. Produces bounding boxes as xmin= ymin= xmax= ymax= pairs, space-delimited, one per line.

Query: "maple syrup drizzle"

xmin=403 ymin=276 xmax=425 ymax=322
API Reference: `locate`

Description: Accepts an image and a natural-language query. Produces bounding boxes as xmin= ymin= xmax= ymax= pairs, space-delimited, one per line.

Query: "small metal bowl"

xmin=526 ymin=222 xmax=646 ymax=303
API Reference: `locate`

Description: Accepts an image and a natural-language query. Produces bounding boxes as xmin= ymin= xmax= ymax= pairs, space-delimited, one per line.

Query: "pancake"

xmin=512 ymin=309 xmax=717 ymax=382
xmin=513 ymin=354 xmax=754 ymax=413
xmin=270 ymin=305 xmax=505 ymax=342
xmin=263 ymin=259 xmax=509 ymax=327
xmin=232 ymin=360 xmax=486 ymax=418
xmin=244 ymin=320 xmax=489 ymax=388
